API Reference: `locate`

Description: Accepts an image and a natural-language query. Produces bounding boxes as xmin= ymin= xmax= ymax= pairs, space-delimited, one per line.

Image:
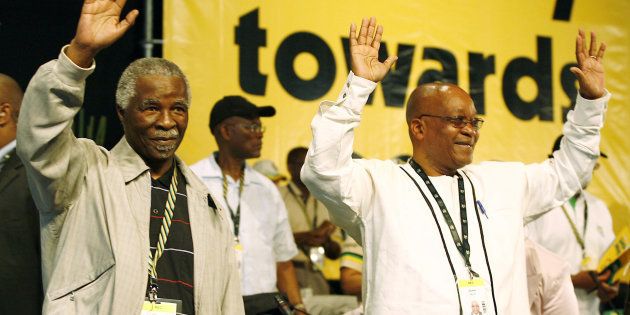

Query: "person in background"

xmin=0 ymin=73 xmax=43 ymax=314
xmin=191 ymin=96 xmax=306 ymax=314
xmin=253 ymin=159 xmax=287 ymax=186
xmin=526 ymin=136 xmax=618 ymax=314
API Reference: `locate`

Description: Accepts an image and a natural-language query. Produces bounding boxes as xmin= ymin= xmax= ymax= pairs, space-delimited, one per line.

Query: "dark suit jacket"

xmin=0 ymin=148 xmax=43 ymax=314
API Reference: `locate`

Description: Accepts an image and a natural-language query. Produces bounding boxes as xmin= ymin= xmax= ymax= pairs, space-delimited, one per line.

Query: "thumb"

xmin=118 ymin=9 xmax=140 ymax=32
xmin=383 ymin=55 xmax=398 ymax=69
xmin=570 ymin=66 xmax=584 ymax=80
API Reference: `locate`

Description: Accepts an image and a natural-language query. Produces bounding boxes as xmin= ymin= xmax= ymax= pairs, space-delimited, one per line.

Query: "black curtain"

xmin=0 ymin=0 xmax=162 ymax=149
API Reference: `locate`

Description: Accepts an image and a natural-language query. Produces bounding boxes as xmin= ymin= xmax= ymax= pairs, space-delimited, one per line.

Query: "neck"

xmin=411 ymin=153 xmax=458 ymax=177
xmin=216 ymin=150 xmax=245 ymax=179
xmin=148 ymin=157 xmax=174 ymax=180
xmin=292 ymin=179 xmax=309 ymax=198
xmin=0 ymin=127 xmax=16 ymax=149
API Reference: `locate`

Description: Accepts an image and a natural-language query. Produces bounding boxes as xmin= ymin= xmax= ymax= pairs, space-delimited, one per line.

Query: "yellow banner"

xmin=164 ymin=0 xmax=629 ymax=232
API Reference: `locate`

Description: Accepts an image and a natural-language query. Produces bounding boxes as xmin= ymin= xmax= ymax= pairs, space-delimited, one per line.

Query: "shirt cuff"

xmin=54 ymin=45 xmax=96 ymax=86
xmin=570 ymin=91 xmax=610 ymax=127
xmin=332 ymin=71 xmax=378 ymax=114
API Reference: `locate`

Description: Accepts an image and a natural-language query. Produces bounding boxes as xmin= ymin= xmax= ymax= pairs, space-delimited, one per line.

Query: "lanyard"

xmin=400 ymin=164 xmax=498 ymax=315
xmin=222 ymin=167 xmax=245 ymax=242
xmin=560 ymin=196 xmax=588 ymax=256
xmin=408 ymin=159 xmax=477 ymax=278
xmin=287 ymin=184 xmax=318 ymax=230
xmin=147 ymin=163 xmax=179 ymax=302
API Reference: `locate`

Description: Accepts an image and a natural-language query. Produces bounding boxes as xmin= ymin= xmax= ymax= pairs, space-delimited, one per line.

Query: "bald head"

xmin=0 ymin=73 xmax=23 ymax=121
xmin=405 ymin=82 xmax=471 ymax=125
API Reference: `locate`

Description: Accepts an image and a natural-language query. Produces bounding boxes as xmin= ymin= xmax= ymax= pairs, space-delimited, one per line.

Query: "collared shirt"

xmin=301 ymin=71 xmax=609 ymax=314
xmin=526 ymin=191 xmax=615 ymax=314
xmin=279 ymin=181 xmax=332 ymax=263
xmin=191 ymin=153 xmax=298 ymax=296
xmin=0 ymin=139 xmax=16 ymax=171
xmin=340 ymin=236 xmax=363 ymax=273
xmin=149 ymin=163 xmax=194 ymax=314
xmin=279 ymin=181 xmax=343 ymax=280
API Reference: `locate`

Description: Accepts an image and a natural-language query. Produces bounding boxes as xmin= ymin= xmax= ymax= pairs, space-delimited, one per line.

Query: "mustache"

xmin=153 ymin=129 xmax=180 ymax=139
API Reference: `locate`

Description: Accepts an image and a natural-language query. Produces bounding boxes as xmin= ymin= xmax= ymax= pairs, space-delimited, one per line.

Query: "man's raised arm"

xmin=523 ymin=30 xmax=610 ymax=216
xmin=16 ymin=0 xmax=138 ymax=213
xmin=300 ymin=17 xmax=396 ymax=239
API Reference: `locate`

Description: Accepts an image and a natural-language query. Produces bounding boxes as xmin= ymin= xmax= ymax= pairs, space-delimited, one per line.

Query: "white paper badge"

xmin=458 ymin=278 xmax=491 ymax=315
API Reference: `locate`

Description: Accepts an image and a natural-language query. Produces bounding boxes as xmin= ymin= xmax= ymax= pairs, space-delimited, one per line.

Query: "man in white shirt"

xmin=301 ymin=17 xmax=610 ymax=314
xmin=190 ymin=96 xmax=306 ymax=314
xmin=526 ymin=137 xmax=617 ymax=314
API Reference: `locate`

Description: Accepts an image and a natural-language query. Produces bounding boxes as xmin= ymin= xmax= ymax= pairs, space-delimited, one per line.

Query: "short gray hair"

xmin=115 ymin=58 xmax=191 ymax=109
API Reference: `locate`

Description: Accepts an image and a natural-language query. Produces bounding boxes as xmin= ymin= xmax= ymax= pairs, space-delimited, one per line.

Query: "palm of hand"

xmin=351 ymin=45 xmax=387 ymax=82
xmin=578 ymin=58 xmax=605 ymax=98
xmin=74 ymin=1 xmax=126 ymax=49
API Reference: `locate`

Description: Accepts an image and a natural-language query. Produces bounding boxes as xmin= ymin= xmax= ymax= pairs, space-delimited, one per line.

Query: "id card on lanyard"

xmin=144 ymin=164 xmax=183 ymax=314
xmin=222 ymin=163 xmax=246 ymax=278
xmin=401 ymin=161 xmax=497 ymax=315
xmin=458 ymin=278 xmax=491 ymax=315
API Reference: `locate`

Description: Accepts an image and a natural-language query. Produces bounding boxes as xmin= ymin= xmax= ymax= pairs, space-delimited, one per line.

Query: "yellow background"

xmin=164 ymin=1 xmax=629 ymax=233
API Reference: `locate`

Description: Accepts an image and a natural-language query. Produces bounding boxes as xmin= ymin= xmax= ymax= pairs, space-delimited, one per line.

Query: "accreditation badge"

xmin=458 ymin=278 xmax=491 ymax=315
xmin=234 ymin=242 xmax=244 ymax=277
xmin=141 ymin=299 xmax=180 ymax=315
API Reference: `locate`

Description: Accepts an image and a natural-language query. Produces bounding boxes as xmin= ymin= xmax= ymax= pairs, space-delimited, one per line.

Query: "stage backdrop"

xmin=164 ymin=0 xmax=629 ymax=233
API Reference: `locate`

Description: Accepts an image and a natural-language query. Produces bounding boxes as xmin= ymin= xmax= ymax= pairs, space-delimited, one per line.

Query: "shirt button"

xmin=342 ymin=93 xmax=347 ymax=98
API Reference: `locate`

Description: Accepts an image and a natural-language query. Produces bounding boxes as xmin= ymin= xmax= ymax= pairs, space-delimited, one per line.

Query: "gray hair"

xmin=115 ymin=57 xmax=191 ymax=109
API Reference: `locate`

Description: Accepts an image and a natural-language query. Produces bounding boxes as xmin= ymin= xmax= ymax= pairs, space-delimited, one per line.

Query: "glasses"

xmin=235 ymin=123 xmax=266 ymax=133
xmin=419 ymin=114 xmax=484 ymax=130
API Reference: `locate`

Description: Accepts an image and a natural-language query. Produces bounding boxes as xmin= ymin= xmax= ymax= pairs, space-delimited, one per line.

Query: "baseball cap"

xmin=209 ymin=96 xmax=275 ymax=131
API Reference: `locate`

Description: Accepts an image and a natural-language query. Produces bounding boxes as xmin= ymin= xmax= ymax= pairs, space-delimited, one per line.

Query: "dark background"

xmin=0 ymin=0 xmax=163 ymax=149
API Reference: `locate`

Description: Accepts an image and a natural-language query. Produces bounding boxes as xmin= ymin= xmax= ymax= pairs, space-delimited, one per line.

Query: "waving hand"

xmin=67 ymin=0 xmax=139 ymax=67
xmin=570 ymin=30 xmax=606 ymax=99
xmin=350 ymin=17 xmax=397 ymax=82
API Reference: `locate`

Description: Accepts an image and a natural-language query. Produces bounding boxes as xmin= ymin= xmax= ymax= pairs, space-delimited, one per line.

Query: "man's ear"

xmin=409 ymin=118 xmax=425 ymax=142
xmin=218 ymin=123 xmax=231 ymax=141
xmin=0 ymin=103 xmax=12 ymax=126
xmin=116 ymin=105 xmax=125 ymax=122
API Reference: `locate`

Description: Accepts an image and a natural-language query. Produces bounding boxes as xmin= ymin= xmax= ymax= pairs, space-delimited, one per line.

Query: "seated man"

xmin=280 ymin=146 xmax=342 ymax=295
xmin=16 ymin=1 xmax=242 ymax=313
xmin=301 ymin=17 xmax=610 ymax=314
xmin=526 ymin=136 xmax=618 ymax=314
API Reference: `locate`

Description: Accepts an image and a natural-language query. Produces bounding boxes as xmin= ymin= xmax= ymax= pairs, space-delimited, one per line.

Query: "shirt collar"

xmin=0 ymin=139 xmax=16 ymax=171
xmin=208 ymin=152 xmax=264 ymax=186
xmin=0 ymin=139 xmax=16 ymax=160
xmin=110 ymin=137 xmax=151 ymax=183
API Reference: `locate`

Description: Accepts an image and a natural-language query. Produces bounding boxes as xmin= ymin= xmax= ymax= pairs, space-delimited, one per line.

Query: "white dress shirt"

xmin=191 ymin=154 xmax=298 ymax=296
xmin=301 ymin=72 xmax=609 ymax=314
xmin=526 ymin=191 xmax=615 ymax=314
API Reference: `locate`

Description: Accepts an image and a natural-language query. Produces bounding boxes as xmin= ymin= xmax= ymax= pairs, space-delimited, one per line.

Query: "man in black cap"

xmin=191 ymin=96 xmax=307 ymax=314
xmin=526 ymin=135 xmax=617 ymax=314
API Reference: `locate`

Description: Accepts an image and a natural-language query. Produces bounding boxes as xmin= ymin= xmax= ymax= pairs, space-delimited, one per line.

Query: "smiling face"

xmin=408 ymin=83 xmax=480 ymax=175
xmin=118 ymin=75 xmax=189 ymax=166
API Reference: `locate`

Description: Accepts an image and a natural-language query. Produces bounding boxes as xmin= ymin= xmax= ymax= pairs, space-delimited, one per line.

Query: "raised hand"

xmin=67 ymin=0 xmax=139 ymax=67
xmin=570 ymin=30 xmax=606 ymax=99
xmin=350 ymin=17 xmax=397 ymax=82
